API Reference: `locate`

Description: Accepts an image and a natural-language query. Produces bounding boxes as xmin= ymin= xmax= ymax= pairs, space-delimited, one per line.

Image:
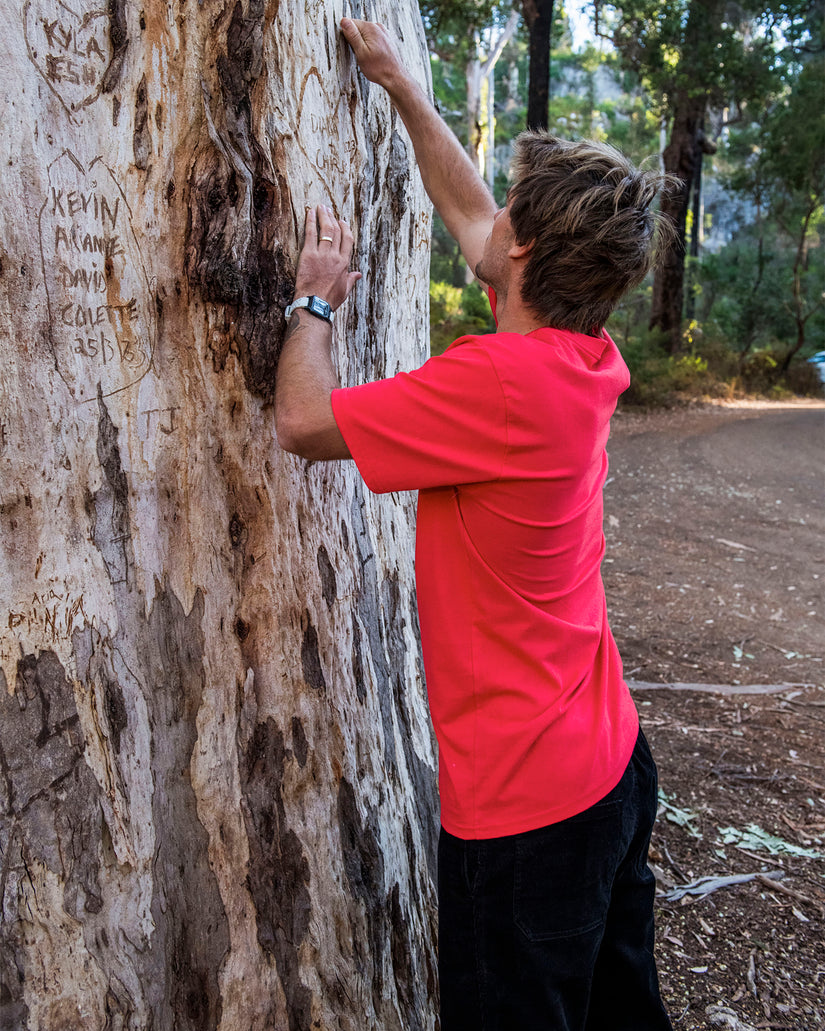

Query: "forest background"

xmin=420 ymin=0 xmax=825 ymax=405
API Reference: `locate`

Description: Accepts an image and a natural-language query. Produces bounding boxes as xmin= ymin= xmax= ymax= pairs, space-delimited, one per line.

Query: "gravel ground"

xmin=603 ymin=400 xmax=825 ymax=1030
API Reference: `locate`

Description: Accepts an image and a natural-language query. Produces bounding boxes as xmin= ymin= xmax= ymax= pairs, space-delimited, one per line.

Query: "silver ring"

xmin=320 ymin=235 xmax=334 ymax=242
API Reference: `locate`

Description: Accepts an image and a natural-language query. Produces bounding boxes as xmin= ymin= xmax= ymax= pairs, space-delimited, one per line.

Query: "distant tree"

xmin=726 ymin=54 xmax=825 ymax=371
xmin=521 ymin=0 xmax=555 ymax=128
xmin=594 ymin=0 xmax=795 ymax=352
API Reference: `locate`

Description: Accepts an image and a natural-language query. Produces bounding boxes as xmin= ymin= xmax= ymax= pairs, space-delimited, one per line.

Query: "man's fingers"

xmin=340 ymin=17 xmax=361 ymax=46
xmin=340 ymin=17 xmax=372 ymax=53
xmin=340 ymin=17 xmax=368 ymax=64
xmin=341 ymin=18 xmax=390 ymax=61
xmin=316 ymin=205 xmax=340 ymax=245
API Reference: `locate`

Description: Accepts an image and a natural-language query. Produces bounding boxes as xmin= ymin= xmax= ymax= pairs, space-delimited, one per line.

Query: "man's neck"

xmin=493 ymin=291 xmax=546 ymax=336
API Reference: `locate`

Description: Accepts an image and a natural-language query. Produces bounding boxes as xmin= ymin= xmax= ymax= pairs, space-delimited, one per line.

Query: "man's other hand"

xmin=340 ymin=18 xmax=406 ymax=93
xmin=293 ymin=205 xmax=362 ymax=313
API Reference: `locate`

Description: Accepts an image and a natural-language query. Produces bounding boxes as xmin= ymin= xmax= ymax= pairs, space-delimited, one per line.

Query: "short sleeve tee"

xmin=331 ymin=323 xmax=639 ymax=839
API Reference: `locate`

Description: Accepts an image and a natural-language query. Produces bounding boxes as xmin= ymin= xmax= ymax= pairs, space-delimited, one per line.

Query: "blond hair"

xmin=508 ymin=132 xmax=676 ymax=334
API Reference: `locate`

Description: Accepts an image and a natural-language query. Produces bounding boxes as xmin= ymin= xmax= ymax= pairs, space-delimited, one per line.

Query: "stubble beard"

xmin=475 ymin=255 xmax=506 ymax=300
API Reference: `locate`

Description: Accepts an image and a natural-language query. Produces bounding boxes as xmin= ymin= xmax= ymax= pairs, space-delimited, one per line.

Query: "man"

xmin=275 ymin=17 xmax=674 ymax=1031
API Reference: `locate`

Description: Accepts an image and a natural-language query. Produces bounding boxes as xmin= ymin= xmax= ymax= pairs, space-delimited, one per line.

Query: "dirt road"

xmin=603 ymin=401 xmax=825 ymax=1029
xmin=604 ymin=401 xmax=824 ymax=689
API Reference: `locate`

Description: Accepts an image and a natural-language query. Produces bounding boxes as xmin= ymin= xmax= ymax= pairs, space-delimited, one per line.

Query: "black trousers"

xmin=437 ymin=728 xmax=673 ymax=1031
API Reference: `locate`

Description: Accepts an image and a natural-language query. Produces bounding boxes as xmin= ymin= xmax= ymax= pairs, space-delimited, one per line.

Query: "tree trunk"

xmin=776 ymin=202 xmax=821 ymax=377
xmin=0 ymin=1 xmax=438 ymax=1029
xmin=649 ymin=91 xmax=706 ymax=351
xmin=522 ymin=0 xmax=554 ymax=130
xmin=466 ymin=50 xmax=483 ymax=173
xmin=684 ymin=122 xmax=712 ymax=324
xmin=649 ymin=0 xmax=724 ymax=352
xmin=466 ymin=14 xmax=521 ymax=181
xmin=482 ymin=11 xmax=520 ymax=190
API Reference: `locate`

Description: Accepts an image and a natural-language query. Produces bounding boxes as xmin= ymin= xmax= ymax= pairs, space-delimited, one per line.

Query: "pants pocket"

xmin=513 ymin=799 xmax=623 ymax=942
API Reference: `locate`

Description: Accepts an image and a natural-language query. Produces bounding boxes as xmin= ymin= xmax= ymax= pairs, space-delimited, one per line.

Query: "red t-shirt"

xmin=330 ymin=321 xmax=639 ymax=839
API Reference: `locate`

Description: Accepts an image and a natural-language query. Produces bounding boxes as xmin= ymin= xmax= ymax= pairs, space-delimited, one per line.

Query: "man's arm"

xmin=275 ymin=205 xmax=360 ymax=460
xmin=341 ymin=17 xmax=497 ymax=276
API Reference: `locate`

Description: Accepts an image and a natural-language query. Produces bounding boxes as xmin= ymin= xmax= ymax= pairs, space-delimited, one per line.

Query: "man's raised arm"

xmin=341 ymin=17 xmax=497 ymax=276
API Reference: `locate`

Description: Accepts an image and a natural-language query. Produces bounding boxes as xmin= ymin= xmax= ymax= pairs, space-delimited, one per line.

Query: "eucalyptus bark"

xmin=0 ymin=2 xmax=438 ymax=1029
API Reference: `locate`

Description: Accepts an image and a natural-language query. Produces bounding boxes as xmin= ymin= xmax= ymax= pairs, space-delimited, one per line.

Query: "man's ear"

xmin=508 ymin=239 xmax=534 ymax=259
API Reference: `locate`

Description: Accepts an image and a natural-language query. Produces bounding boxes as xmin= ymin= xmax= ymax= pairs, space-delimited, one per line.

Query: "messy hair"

xmin=508 ymin=132 xmax=677 ymax=334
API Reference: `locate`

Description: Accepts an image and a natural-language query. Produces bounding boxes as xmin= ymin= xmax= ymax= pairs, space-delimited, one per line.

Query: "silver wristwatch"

xmin=284 ymin=295 xmax=333 ymax=323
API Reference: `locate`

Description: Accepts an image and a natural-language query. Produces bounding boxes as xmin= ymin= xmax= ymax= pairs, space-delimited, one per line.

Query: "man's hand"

xmin=340 ymin=17 xmax=496 ymax=278
xmin=293 ymin=205 xmax=361 ymax=312
xmin=275 ymin=205 xmax=358 ymax=461
xmin=340 ymin=18 xmax=409 ymax=94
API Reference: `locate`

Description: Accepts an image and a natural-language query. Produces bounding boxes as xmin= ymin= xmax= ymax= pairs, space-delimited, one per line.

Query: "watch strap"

xmin=285 ymin=295 xmax=333 ymax=323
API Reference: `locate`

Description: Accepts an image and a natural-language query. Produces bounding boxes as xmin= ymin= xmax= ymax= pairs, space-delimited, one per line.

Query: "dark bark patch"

xmin=337 ymin=776 xmax=387 ymax=1014
xmin=316 ymin=544 xmax=337 ymax=609
xmin=383 ymin=575 xmax=438 ymax=879
xmin=301 ymin=621 xmax=326 ymax=694
xmin=229 ymin=511 xmax=247 ymax=550
xmin=241 ymin=719 xmax=312 ymax=1031
xmin=133 ymin=75 xmax=151 ymax=170
xmin=172 ymin=922 xmax=216 ymax=1028
xmin=291 ymin=717 xmax=308 ymax=769
xmin=365 ymin=217 xmax=390 ymax=381
xmin=185 ymin=0 xmax=295 ymax=401
xmin=6 ymin=651 xmax=85 ymax=814
xmin=351 ymin=617 xmax=367 ymax=704
xmin=103 ymin=671 xmax=128 ymax=754
xmin=186 ymin=149 xmax=294 ymax=401
xmin=387 ymin=130 xmax=409 ymax=224
xmin=0 ymin=650 xmax=103 ymax=930
xmin=142 ymin=588 xmax=228 ymax=1031
xmin=390 ymin=881 xmax=423 ymax=1030
xmin=218 ymin=0 xmax=264 ymax=105
xmin=101 ymin=0 xmax=128 ymax=93
xmin=351 ymin=489 xmax=397 ymax=772
xmin=92 ymin=391 xmax=132 ymax=586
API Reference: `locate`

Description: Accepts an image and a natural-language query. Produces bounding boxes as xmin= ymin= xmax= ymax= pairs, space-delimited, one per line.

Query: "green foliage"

xmin=430 ymin=213 xmax=469 ymax=286
xmin=430 ymin=280 xmax=496 ymax=355
xmin=431 ymin=55 xmax=470 ymax=146
xmin=608 ymin=276 xmax=824 ymax=406
xmin=421 ymin=0 xmax=515 ymax=62
xmin=695 ymin=224 xmax=825 ymax=357
xmin=594 ymin=0 xmax=787 ymax=119
xmin=713 ymin=48 xmax=825 ymax=365
xmin=423 ymin=0 xmax=824 ymax=402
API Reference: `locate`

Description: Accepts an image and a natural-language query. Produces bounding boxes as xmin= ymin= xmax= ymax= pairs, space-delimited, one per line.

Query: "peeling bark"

xmin=0 ymin=0 xmax=438 ymax=1028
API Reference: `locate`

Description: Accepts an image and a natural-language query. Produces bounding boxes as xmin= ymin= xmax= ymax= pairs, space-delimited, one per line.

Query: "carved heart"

xmin=295 ymin=66 xmax=349 ymax=206
xmin=38 ymin=150 xmax=155 ymax=402
xmin=23 ymin=0 xmax=111 ymax=119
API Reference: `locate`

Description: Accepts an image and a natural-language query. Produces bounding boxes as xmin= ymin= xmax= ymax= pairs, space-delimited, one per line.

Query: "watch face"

xmin=309 ymin=297 xmax=331 ymax=319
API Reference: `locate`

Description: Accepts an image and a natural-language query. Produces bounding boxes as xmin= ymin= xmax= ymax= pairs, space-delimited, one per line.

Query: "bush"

xmin=620 ymin=349 xmax=712 ymax=407
xmin=784 ymin=359 xmax=824 ymax=396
